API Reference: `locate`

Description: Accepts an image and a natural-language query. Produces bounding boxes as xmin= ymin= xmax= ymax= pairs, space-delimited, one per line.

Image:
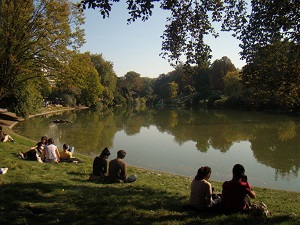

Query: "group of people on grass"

xmin=2 ymin=126 xmax=254 ymax=212
xmin=19 ymin=136 xmax=79 ymax=163
xmin=189 ymin=164 xmax=256 ymax=214
xmin=91 ymin=148 xmax=137 ymax=183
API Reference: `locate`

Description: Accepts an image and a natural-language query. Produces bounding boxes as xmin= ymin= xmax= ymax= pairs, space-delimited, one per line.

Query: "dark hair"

xmin=63 ymin=144 xmax=69 ymax=150
xmin=100 ymin=147 xmax=110 ymax=158
xmin=195 ymin=166 xmax=211 ymax=180
xmin=47 ymin=138 xmax=54 ymax=144
xmin=41 ymin=136 xmax=47 ymax=141
xmin=117 ymin=150 xmax=126 ymax=159
xmin=232 ymin=164 xmax=245 ymax=179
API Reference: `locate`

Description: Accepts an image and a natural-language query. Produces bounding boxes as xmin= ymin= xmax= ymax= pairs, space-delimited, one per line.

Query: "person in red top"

xmin=222 ymin=164 xmax=256 ymax=213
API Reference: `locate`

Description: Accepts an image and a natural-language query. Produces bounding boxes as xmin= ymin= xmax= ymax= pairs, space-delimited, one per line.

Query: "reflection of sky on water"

xmin=112 ymin=126 xmax=300 ymax=192
xmin=13 ymin=108 xmax=300 ymax=193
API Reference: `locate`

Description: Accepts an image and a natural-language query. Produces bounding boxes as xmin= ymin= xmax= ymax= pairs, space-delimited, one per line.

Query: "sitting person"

xmin=90 ymin=147 xmax=110 ymax=180
xmin=188 ymin=166 xmax=221 ymax=210
xmin=60 ymin=144 xmax=80 ymax=163
xmin=0 ymin=125 xmax=14 ymax=142
xmin=19 ymin=136 xmax=47 ymax=163
xmin=108 ymin=150 xmax=137 ymax=183
xmin=222 ymin=164 xmax=256 ymax=213
xmin=42 ymin=138 xmax=60 ymax=163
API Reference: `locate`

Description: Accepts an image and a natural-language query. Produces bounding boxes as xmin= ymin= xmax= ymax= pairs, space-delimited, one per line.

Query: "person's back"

xmin=189 ymin=179 xmax=212 ymax=208
xmin=93 ymin=156 xmax=108 ymax=177
xmin=109 ymin=158 xmax=127 ymax=182
xmin=92 ymin=147 xmax=110 ymax=179
xmin=109 ymin=150 xmax=127 ymax=182
xmin=43 ymin=138 xmax=60 ymax=162
xmin=222 ymin=164 xmax=256 ymax=213
xmin=60 ymin=144 xmax=73 ymax=160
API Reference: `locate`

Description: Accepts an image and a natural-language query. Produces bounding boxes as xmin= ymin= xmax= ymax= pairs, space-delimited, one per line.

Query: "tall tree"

xmin=0 ymin=0 xmax=84 ymax=116
xmin=57 ymin=52 xmax=104 ymax=107
xmin=90 ymin=53 xmax=118 ymax=105
xmin=209 ymin=56 xmax=236 ymax=91
xmin=242 ymin=41 xmax=300 ymax=111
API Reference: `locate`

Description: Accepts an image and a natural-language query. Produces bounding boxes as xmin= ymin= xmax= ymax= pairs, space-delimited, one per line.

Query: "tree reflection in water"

xmin=13 ymin=106 xmax=300 ymax=191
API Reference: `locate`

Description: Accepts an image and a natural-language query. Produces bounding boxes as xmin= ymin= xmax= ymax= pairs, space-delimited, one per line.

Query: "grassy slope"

xmin=0 ymin=126 xmax=299 ymax=224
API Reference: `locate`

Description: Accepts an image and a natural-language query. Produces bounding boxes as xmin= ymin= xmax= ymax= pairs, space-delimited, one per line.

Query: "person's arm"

xmin=55 ymin=148 xmax=60 ymax=161
xmin=207 ymin=182 xmax=214 ymax=204
xmin=120 ymin=161 xmax=127 ymax=180
xmin=246 ymin=182 xmax=256 ymax=199
xmin=104 ymin=160 xmax=108 ymax=174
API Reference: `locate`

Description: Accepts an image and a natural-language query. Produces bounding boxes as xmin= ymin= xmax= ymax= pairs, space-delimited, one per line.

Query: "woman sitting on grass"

xmin=19 ymin=136 xmax=47 ymax=163
xmin=60 ymin=144 xmax=80 ymax=163
xmin=42 ymin=138 xmax=60 ymax=163
xmin=188 ymin=166 xmax=221 ymax=211
xmin=90 ymin=147 xmax=110 ymax=180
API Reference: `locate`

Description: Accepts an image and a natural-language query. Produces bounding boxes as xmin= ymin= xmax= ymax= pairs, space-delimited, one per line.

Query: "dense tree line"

xmin=0 ymin=0 xmax=299 ymax=117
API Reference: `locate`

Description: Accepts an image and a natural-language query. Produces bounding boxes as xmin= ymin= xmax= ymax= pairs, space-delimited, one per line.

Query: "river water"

xmin=13 ymin=106 xmax=300 ymax=192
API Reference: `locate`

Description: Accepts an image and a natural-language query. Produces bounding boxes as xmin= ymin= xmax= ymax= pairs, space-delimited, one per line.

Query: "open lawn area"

xmin=0 ymin=124 xmax=299 ymax=224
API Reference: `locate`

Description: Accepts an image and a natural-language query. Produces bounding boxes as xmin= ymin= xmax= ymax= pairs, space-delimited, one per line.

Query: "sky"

xmin=79 ymin=2 xmax=246 ymax=78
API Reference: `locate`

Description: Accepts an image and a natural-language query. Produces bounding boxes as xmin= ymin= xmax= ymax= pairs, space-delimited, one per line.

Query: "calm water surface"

xmin=13 ymin=107 xmax=300 ymax=192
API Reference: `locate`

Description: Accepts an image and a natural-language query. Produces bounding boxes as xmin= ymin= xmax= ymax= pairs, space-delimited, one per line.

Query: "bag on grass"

xmin=249 ymin=202 xmax=270 ymax=217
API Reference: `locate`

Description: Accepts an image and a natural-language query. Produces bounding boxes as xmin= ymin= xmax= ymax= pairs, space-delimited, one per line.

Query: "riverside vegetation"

xmin=0 ymin=126 xmax=300 ymax=224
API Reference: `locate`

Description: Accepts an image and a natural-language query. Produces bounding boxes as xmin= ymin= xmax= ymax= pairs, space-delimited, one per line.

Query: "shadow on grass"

xmin=1 ymin=182 xmax=299 ymax=225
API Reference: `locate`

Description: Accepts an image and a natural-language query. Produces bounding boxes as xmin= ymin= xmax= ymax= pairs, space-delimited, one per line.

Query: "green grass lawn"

xmin=0 ymin=129 xmax=299 ymax=225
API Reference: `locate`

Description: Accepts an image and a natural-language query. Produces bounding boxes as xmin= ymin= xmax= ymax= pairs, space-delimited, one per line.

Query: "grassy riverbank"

xmin=0 ymin=112 xmax=299 ymax=224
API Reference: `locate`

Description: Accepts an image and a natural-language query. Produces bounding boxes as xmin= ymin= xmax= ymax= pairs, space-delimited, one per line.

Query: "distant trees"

xmin=209 ymin=56 xmax=236 ymax=92
xmin=79 ymin=0 xmax=300 ymax=112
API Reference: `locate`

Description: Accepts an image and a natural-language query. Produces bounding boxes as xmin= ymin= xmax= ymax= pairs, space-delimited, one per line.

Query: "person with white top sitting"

xmin=42 ymin=138 xmax=60 ymax=163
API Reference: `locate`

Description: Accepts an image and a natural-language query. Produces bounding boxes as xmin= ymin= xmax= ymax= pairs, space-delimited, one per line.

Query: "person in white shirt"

xmin=42 ymin=138 xmax=60 ymax=163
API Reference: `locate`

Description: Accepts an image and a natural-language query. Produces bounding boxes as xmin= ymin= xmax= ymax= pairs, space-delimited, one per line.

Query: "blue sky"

xmin=79 ymin=2 xmax=246 ymax=78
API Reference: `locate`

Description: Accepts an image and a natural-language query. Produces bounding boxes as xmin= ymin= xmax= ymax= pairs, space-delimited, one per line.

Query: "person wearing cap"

xmin=221 ymin=164 xmax=256 ymax=213
xmin=91 ymin=147 xmax=111 ymax=180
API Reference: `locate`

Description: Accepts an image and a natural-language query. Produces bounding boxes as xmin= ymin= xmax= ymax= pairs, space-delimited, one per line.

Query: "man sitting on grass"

xmin=108 ymin=150 xmax=136 ymax=183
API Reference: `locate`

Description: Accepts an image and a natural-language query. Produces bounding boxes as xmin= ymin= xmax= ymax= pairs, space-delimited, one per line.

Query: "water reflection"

xmin=13 ymin=107 xmax=300 ymax=192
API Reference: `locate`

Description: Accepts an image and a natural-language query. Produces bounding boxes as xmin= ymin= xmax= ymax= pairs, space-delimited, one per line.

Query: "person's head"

xmin=100 ymin=147 xmax=110 ymax=158
xmin=117 ymin=150 xmax=126 ymax=159
xmin=0 ymin=125 xmax=3 ymax=131
xmin=232 ymin=164 xmax=246 ymax=179
xmin=47 ymin=138 xmax=54 ymax=145
xmin=195 ymin=166 xmax=211 ymax=180
xmin=63 ymin=144 xmax=69 ymax=151
xmin=41 ymin=136 xmax=47 ymax=143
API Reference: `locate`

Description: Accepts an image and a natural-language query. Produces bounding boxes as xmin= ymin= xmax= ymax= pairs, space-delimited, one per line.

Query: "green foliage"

xmin=210 ymin=56 xmax=237 ymax=91
xmin=224 ymin=71 xmax=243 ymax=98
xmin=0 ymin=0 xmax=84 ymax=112
xmin=79 ymin=0 xmax=248 ymax=67
xmin=2 ymin=81 xmax=43 ymax=118
xmin=90 ymin=53 xmax=117 ymax=93
xmin=61 ymin=94 xmax=76 ymax=107
xmin=242 ymin=41 xmax=300 ymax=111
xmin=160 ymin=81 xmax=178 ymax=99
